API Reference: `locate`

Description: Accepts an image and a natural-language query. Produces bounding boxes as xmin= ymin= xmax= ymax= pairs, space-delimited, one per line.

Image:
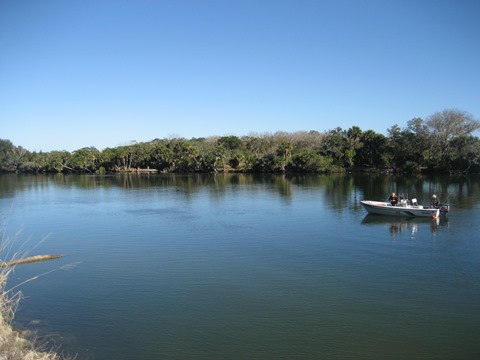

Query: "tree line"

xmin=2 ymin=109 xmax=480 ymax=175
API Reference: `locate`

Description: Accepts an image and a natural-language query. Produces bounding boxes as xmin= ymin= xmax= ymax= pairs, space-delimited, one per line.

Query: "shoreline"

xmin=0 ymin=272 xmax=63 ymax=360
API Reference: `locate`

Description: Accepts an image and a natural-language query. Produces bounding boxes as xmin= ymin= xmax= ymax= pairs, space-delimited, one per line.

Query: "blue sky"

xmin=1 ymin=0 xmax=479 ymax=152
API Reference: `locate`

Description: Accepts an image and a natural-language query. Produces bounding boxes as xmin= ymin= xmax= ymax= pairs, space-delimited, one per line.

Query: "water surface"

xmin=1 ymin=174 xmax=479 ymax=359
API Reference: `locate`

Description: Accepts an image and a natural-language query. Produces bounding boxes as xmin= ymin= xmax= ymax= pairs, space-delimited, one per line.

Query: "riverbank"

xmin=0 ymin=271 xmax=62 ymax=360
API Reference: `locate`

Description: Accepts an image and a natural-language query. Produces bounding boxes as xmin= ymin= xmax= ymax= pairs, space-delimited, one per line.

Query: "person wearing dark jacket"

xmin=389 ymin=192 xmax=398 ymax=206
xmin=430 ymin=194 xmax=439 ymax=208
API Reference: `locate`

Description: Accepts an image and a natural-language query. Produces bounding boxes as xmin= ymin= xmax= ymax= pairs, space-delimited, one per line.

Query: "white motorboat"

xmin=360 ymin=198 xmax=449 ymax=218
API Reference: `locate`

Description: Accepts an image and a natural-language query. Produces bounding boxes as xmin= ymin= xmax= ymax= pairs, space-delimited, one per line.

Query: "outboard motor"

xmin=439 ymin=203 xmax=450 ymax=216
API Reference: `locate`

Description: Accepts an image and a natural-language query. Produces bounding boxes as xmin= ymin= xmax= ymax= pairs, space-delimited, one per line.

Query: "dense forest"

xmin=2 ymin=109 xmax=480 ymax=175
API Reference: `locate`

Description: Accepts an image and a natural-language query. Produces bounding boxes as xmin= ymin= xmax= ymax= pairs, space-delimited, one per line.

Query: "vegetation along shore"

xmin=2 ymin=109 xmax=480 ymax=175
xmin=0 ymin=259 xmax=68 ymax=359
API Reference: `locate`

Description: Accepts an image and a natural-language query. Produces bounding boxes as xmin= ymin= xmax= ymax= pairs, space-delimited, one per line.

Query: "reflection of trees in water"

xmin=2 ymin=173 xmax=480 ymax=211
xmin=0 ymin=173 xmax=298 ymax=202
xmin=324 ymin=175 xmax=355 ymax=212
xmin=289 ymin=174 xmax=356 ymax=212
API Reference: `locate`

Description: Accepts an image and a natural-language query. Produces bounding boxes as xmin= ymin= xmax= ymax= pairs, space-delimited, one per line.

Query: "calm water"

xmin=1 ymin=173 xmax=479 ymax=359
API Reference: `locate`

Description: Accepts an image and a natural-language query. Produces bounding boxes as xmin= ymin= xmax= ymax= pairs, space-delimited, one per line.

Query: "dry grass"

xmin=0 ymin=267 xmax=67 ymax=359
xmin=0 ymin=219 xmax=73 ymax=360
xmin=0 ymin=255 xmax=65 ymax=268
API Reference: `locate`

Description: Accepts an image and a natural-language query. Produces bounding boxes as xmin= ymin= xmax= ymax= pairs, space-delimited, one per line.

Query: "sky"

xmin=1 ymin=0 xmax=479 ymax=152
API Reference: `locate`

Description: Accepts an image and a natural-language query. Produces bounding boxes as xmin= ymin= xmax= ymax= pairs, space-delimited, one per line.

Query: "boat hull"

xmin=360 ymin=200 xmax=440 ymax=218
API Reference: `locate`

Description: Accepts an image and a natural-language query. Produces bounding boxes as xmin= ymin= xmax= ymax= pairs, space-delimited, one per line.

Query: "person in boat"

xmin=430 ymin=194 xmax=439 ymax=208
xmin=388 ymin=192 xmax=398 ymax=206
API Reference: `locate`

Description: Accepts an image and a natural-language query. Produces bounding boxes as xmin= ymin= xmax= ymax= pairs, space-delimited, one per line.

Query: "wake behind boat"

xmin=361 ymin=198 xmax=449 ymax=218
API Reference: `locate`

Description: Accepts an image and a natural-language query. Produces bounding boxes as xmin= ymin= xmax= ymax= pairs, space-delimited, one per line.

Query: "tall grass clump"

xmin=0 ymin=218 xmax=70 ymax=359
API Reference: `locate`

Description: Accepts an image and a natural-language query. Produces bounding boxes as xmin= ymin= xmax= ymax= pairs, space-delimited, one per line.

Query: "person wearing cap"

xmin=389 ymin=192 xmax=398 ymax=206
xmin=430 ymin=194 xmax=439 ymax=208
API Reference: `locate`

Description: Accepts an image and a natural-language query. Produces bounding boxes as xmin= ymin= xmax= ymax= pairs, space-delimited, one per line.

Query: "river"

xmin=1 ymin=173 xmax=479 ymax=359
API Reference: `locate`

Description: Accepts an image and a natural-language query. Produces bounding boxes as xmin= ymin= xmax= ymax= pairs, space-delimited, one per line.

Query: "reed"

xmin=0 ymin=220 xmax=71 ymax=359
xmin=0 ymin=254 xmax=65 ymax=268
